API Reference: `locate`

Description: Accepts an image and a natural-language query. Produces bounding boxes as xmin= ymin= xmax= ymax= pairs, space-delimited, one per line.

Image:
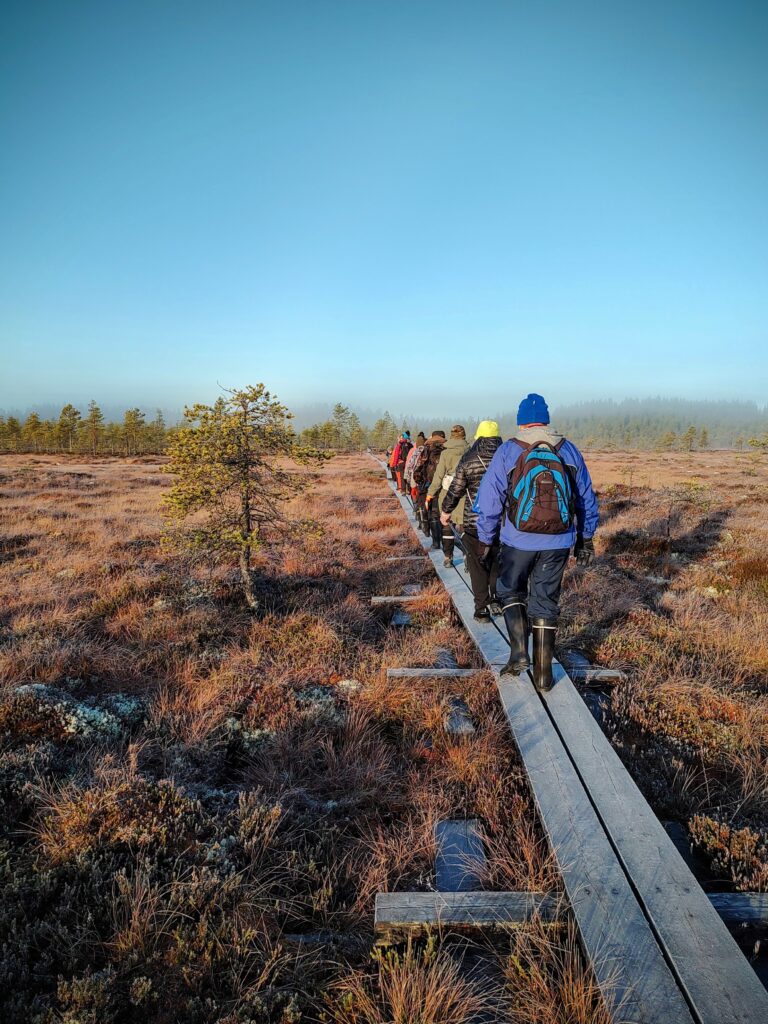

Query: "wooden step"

xmin=387 ymin=667 xmax=479 ymax=679
xmin=709 ymin=892 xmax=768 ymax=928
xmin=374 ymin=891 xmax=560 ymax=944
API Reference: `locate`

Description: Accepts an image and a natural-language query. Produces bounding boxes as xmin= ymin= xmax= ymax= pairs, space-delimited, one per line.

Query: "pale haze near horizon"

xmin=1 ymin=0 xmax=767 ymax=416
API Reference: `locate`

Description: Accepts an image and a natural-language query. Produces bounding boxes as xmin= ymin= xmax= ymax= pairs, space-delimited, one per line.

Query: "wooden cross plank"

xmin=374 ymin=891 xmax=561 ymax=944
xmin=386 ymin=667 xmax=480 ymax=679
xmin=569 ymin=668 xmax=626 ymax=686
xmin=708 ymin=892 xmax=768 ymax=928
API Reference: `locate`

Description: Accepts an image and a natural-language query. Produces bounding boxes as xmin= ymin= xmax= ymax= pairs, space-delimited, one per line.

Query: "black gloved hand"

xmin=574 ymin=535 xmax=595 ymax=567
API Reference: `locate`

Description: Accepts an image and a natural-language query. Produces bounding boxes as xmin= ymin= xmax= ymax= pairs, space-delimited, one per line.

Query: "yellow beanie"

xmin=475 ymin=420 xmax=500 ymax=439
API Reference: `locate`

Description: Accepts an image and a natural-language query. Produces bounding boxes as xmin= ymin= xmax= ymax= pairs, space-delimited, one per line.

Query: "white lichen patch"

xmin=294 ymin=685 xmax=344 ymax=726
xmin=11 ymin=684 xmax=146 ymax=740
xmin=224 ymin=716 xmax=276 ymax=751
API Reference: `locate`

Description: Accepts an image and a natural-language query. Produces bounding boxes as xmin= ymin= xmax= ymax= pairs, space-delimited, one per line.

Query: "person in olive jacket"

xmin=427 ymin=425 xmax=469 ymax=566
xmin=441 ymin=421 xmax=502 ymax=619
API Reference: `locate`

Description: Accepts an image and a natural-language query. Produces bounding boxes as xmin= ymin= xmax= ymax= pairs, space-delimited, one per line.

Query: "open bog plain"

xmin=0 ymin=447 xmax=766 ymax=1022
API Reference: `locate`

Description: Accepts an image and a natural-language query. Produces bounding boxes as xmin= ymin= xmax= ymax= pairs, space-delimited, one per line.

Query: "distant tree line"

xmin=4 ymin=396 xmax=767 ymax=455
xmin=545 ymin=399 xmax=768 ymax=451
xmin=299 ymin=404 xmax=407 ymax=451
xmin=0 ymin=402 xmax=169 ymax=455
xmin=298 ymin=398 xmax=768 ymax=453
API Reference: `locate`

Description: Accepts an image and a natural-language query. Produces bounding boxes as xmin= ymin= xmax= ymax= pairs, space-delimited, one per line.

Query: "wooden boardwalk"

xmin=373 ymin=458 xmax=768 ymax=1024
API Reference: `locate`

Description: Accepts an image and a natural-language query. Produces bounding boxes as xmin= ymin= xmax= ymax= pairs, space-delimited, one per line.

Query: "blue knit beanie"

xmin=517 ymin=393 xmax=550 ymax=426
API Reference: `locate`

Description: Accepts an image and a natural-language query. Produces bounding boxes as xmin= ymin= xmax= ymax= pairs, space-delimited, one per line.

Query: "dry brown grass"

xmin=561 ymin=448 xmax=768 ymax=891
xmin=1 ymin=452 xmax=583 ymax=1022
xmin=500 ymin=918 xmax=616 ymax=1024
xmin=324 ymin=937 xmax=494 ymax=1023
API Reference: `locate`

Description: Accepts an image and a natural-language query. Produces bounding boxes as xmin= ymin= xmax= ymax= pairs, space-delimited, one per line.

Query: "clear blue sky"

xmin=1 ymin=0 xmax=766 ymax=418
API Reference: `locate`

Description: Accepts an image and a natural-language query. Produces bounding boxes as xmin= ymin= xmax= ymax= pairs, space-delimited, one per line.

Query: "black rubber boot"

xmin=500 ymin=602 xmax=530 ymax=676
xmin=531 ymin=617 xmax=557 ymax=692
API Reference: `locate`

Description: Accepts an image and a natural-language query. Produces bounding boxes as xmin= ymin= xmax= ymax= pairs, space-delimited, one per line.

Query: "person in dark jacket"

xmin=413 ymin=431 xmax=446 ymax=543
xmin=474 ymin=394 xmax=599 ymax=691
xmin=395 ymin=431 xmax=412 ymax=494
xmin=441 ymin=420 xmax=502 ymax=619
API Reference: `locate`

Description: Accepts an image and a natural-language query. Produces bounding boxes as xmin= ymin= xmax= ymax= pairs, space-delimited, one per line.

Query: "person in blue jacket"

xmin=474 ymin=393 xmax=599 ymax=690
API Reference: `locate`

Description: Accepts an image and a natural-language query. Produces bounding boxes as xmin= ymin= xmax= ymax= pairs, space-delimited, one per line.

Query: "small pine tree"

xmin=163 ymin=384 xmax=324 ymax=610
xmin=699 ymin=427 xmax=709 ymax=450
xmin=681 ymin=425 xmax=697 ymax=451
xmin=84 ymin=400 xmax=105 ymax=455
xmin=57 ymin=404 xmax=81 ymax=452
xmin=22 ymin=412 xmax=44 ymax=452
xmin=123 ymin=408 xmax=146 ymax=455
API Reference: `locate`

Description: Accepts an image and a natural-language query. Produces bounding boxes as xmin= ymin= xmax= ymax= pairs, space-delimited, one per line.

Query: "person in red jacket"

xmin=389 ymin=436 xmax=404 ymax=483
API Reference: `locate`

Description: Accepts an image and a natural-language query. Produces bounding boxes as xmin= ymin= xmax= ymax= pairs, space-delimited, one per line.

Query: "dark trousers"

xmin=463 ymin=532 xmax=499 ymax=613
xmin=428 ymin=501 xmax=442 ymax=547
xmin=415 ymin=490 xmax=429 ymax=534
xmin=496 ymin=544 xmax=570 ymax=621
xmin=440 ymin=510 xmax=455 ymax=558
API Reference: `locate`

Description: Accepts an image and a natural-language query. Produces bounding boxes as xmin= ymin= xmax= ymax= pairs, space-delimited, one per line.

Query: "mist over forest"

xmin=3 ymin=395 xmax=767 ymax=454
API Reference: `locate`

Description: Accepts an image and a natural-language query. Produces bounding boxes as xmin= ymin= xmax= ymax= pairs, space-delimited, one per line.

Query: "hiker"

xmin=395 ymin=431 xmax=413 ymax=494
xmin=389 ymin=434 xmax=408 ymax=490
xmin=413 ymin=430 xmax=446 ymax=539
xmin=474 ymin=394 xmax=598 ymax=691
xmin=403 ymin=432 xmax=426 ymax=495
xmin=428 ymin=425 xmax=469 ymax=566
xmin=441 ymin=420 xmax=503 ymax=619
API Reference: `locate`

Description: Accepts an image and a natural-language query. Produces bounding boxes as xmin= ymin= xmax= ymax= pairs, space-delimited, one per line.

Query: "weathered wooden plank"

xmin=387 ymin=667 xmax=480 ymax=679
xmin=444 ymin=697 xmax=475 ymax=737
xmin=559 ymin=650 xmax=625 ymax=685
xmin=371 ymin=594 xmax=423 ymax=606
xmin=496 ymin=672 xmax=693 ymax=1023
xmin=569 ymin=668 xmax=626 ymax=686
xmin=435 ymin=820 xmax=486 ymax=891
xmin=542 ymin=663 xmax=768 ymax=1023
xmin=384 ymin=555 xmax=429 ymax=561
xmin=374 ymin=890 xmax=561 ymax=943
xmin=708 ymin=892 xmax=768 ymax=927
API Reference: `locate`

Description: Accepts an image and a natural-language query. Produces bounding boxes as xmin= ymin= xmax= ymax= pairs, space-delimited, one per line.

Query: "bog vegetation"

xmin=2 ymin=435 xmax=610 ymax=1022
xmin=1 ymin=389 xmax=767 ymax=1021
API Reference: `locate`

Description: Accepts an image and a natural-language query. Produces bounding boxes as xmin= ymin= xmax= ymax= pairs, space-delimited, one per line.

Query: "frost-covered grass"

xmin=0 ymin=453 xmax=569 ymax=1023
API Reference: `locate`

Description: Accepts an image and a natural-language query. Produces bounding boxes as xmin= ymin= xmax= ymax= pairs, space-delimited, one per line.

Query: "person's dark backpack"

xmin=412 ymin=444 xmax=435 ymax=488
xmin=506 ymin=441 xmax=575 ymax=534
